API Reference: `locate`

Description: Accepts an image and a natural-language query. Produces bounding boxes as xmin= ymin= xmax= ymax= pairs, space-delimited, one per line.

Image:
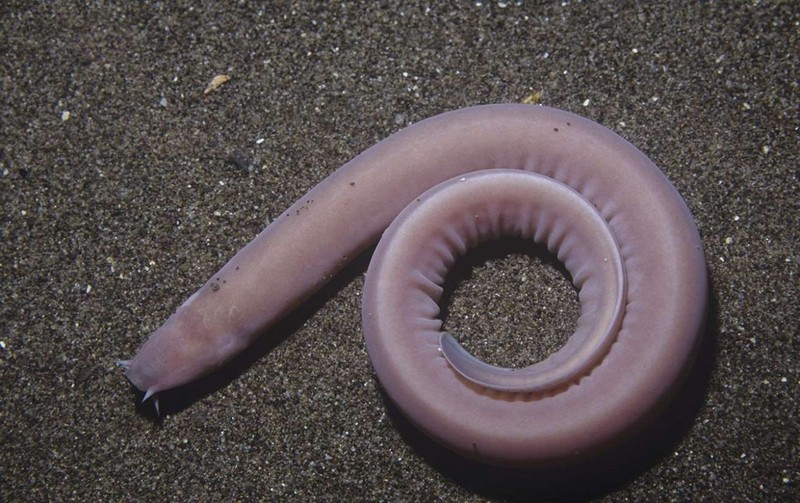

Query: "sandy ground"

xmin=1 ymin=2 xmax=798 ymax=501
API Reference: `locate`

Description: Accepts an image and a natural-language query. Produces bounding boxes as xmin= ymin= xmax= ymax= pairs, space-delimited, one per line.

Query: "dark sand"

xmin=1 ymin=2 xmax=797 ymax=501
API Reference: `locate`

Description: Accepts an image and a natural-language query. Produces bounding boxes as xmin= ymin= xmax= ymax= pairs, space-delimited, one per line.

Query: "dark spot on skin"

xmin=235 ymin=266 xmax=239 ymax=270
xmin=554 ymin=127 xmax=559 ymax=132
xmin=350 ymin=182 xmax=356 ymax=186
xmin=211 ymin=282 xmax=220 ymax=292
xmin=566 ymin=122 xmax=572 ymax=126
xmin=295 ymin=201 xmax=313 ymax=216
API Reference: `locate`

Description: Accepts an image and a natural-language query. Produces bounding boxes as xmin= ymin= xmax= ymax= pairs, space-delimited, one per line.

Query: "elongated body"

xmin=121 ymin=104 xmax=707 ymax=466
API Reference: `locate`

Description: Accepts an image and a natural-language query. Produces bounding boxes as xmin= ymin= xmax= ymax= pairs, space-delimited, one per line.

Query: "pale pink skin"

xmin=121 ymin=104 xmax=707 ymax=466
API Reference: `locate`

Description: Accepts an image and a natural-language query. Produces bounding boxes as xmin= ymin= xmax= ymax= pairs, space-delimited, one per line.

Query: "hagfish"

xmin=120 ymin=104 xmax=707 ymax=467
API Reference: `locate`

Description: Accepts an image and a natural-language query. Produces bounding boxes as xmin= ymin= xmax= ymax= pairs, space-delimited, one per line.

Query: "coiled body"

xmin=122 ymin=104 xmax=707 ymax=467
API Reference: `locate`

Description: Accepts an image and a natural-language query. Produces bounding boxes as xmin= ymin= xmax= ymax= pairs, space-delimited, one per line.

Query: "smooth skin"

xmin=120 ymin=104 xmax=707 ymax=466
